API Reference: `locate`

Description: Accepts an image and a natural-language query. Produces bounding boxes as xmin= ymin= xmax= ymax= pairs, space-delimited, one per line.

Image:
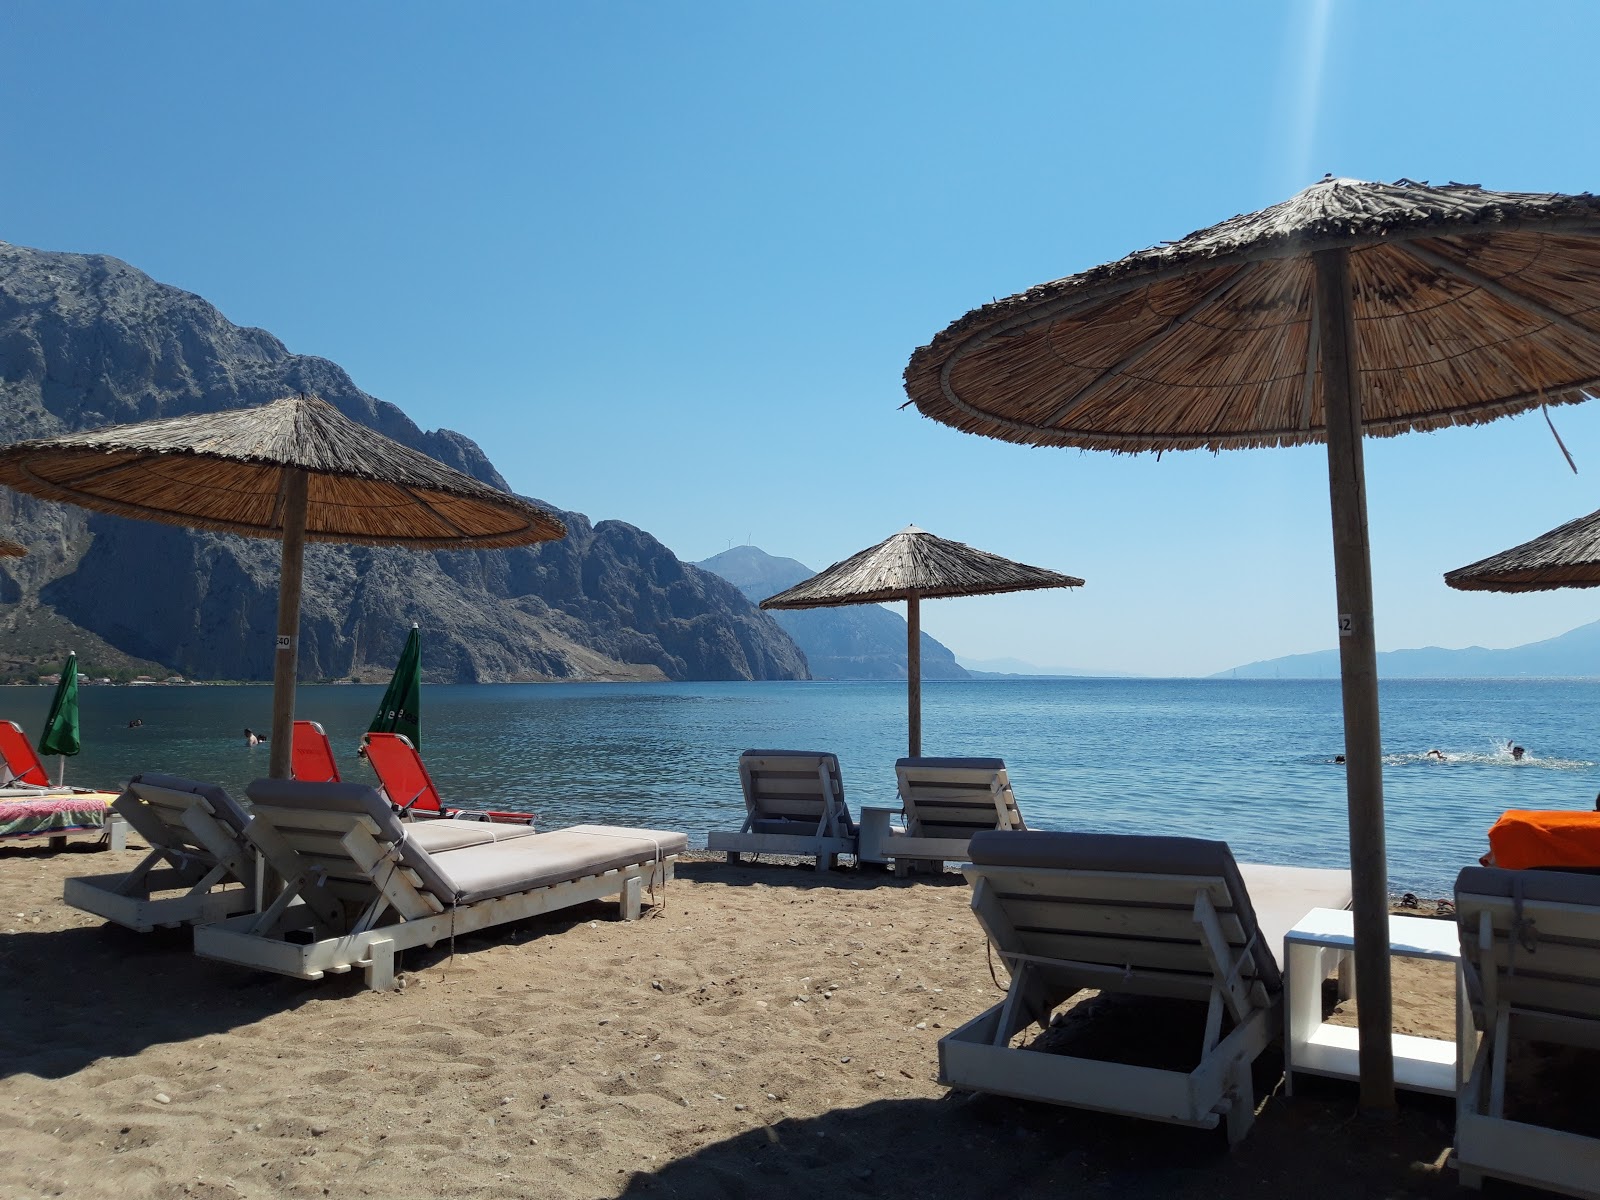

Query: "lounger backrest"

xmin=897 ymin=757 xmax=1023 ymax=840
xmin=966 ymin=829 xmax=1281 ymax=1001
xmin=243 ymin=778 xmax=457 ymax=906
xmin=738 ymin=750 xmax=852 ymax=833
xmin=292 ymin=720 xmax=341 ymax=783
xmin=0 ymin=720 xmax=50 ymax=786
xmin=1455 ymin=866 xmax=1600 ymax=1041
xmin=114 ymin=773 xmax=254 ymax=877
xmin=362 ymin=732 xmax=443 ymax=814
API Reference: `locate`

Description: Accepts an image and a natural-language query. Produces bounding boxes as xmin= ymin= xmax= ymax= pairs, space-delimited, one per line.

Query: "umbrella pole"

xmin=268 ymin=469 xmax=309 ymax=780
xmin=907 ymin=593 xmax=921 ymax=757
xmin=1315 ymin=247 xmax=1395 ymax=1113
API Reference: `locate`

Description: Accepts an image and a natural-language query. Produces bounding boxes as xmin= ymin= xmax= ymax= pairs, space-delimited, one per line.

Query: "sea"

xmin=9 ymin=677 xmax=1597 ymax=898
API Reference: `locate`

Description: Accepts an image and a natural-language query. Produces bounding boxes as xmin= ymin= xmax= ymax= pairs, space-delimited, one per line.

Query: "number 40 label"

xmin=275 ymin=635 xmax=294 ymax=651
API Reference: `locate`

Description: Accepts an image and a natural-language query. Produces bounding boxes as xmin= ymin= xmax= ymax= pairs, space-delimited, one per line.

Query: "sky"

xmin=5 ymin=1 xmax=1600 ymax=677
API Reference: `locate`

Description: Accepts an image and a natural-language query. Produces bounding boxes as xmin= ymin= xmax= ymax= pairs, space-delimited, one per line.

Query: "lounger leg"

xmin=1456 ymin=1165 xmax=1483 ymax=1191
xmin=107 ymin=816 xmax=128 ymax=852
xmin=725 ymin=852 xmax=740 ymax=865
xmin=621 ymin=875 xmax=643 ymax=921
xmin=364 ymin=938 xmax=396 ymax=992
xmin=815 ymin=853 xmax=835 ymax=873
xmin=1224 ymin=1060 xmax=1255 ymax=1146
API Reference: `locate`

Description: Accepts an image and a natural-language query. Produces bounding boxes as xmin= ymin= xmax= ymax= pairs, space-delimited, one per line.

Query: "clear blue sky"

xmin=5 ymin=1 xmax=1600 ymax=676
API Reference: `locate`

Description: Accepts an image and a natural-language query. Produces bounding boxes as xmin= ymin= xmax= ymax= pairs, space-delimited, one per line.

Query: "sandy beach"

xmin=0 ymin=840 xmax=1483 ymax=1200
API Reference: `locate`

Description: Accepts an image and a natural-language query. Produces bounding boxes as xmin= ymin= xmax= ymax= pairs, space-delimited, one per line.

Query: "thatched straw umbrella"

xmin=1446 ymin=509 xmax=1600 ymax=591
xmin=0 ymin=393 xmax=565 ymax=777
xmin=903 ymin=177 xmax=1600 ymax=1110
xmin=0 ymin=539 xmax=24 ymax=558
xmin=761 ymin=526 xmax=1082 ymax=756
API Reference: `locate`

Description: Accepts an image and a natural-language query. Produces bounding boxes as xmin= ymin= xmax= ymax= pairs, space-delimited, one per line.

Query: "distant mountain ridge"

xmin=0 ymin=241 xmax=809 ymax=684
xmin=696 ymin=545 xmax=969 ymax=680
xmin=1214 ymin=619 xmax=1600 ymax=679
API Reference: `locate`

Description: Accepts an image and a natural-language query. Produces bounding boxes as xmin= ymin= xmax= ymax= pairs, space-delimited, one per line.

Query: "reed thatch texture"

xmin=904 ymin=178 xmax=1600 ymax=452
xmin=0 ymin=539 xmax=24 ymax=558
xmin=0 ymin=393 xmax=565 ymax=548
xmin=760 ymin=526 xmax=1083 ymax=610
xmin=1445 ymin=509 xmax=1600 ymax=591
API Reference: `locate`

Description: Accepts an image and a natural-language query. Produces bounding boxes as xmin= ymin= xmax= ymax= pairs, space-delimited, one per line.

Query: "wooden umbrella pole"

xmin=1315 ymin=247 xmax=1395 ymax=1112
xmin=907 ymin=593 xmax=921 ymax=758
xmin=268 ymin=469 xmax=309 ymax=780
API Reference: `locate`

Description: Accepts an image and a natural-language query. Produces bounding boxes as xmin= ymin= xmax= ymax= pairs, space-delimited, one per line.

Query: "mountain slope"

xmin=0 ymin=242 xmax=808 ymax=683
xmin=697 ymin=545 xmax=969 ymax=680
xmin=1214 ymin=619 xmax=1600 ymax=679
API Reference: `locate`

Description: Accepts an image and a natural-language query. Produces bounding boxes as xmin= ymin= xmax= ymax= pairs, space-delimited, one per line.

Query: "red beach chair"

xmin=360 ymin=732 xmax=534 ymax=825
xmin=291 ymin=720 xmax=342 ymax=784
xmin=0 ymin=719 xmax=53 ymax=787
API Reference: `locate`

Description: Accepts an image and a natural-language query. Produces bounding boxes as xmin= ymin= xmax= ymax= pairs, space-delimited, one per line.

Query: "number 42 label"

xmin=1337 ymin=614 xmax=1353 ymax=637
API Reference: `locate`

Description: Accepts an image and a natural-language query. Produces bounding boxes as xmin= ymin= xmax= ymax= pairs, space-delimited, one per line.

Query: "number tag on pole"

xmin=276 ymin=635 xmax=294 ymax=651
xmin=1337 ymin=614 xmax=1353 ymax=638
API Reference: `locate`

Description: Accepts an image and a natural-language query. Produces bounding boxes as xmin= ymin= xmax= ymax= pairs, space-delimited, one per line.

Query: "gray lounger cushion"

xmin=899 ymin=756 xmax=1006 ymax=772
xmin=407 ymin=819 xmax=538 ymax=853
xmin=126 ymin=772 xmax=252 ymax=835
xmin=433 ymin=824 xmax=688 ymax=904
xmin=968 ymin=829 xmax=1291 ymax=989
xmin=1456 ymin=864 xmax=1600 ymax=905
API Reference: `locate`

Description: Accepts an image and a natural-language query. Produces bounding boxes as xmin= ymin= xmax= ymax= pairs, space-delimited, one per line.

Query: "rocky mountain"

xmin=0 ymin=242 xmax=809 ymax=684
xmin=1213 ymin=619 xmax=1600 ymax=679
xmin=696 ymin=545 xmax=968 ymax=680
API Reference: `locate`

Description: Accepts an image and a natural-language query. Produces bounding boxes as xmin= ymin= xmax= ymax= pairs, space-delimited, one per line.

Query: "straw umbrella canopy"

xmin=1446 ymin=509 xmax=1600 ymax=591
xmin=761 ymin=526 xmax=1082 ymax=756
xmin=0 ymin=393 xmax=565 ymax=777
xmin=0 ymin=539 xmax=24 ymax=557
xmin=903 ymin=177 xmax=1600 ymax=1111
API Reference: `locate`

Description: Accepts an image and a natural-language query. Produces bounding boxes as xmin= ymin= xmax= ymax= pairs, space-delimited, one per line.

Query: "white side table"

xmin=856 ymin=806 xmax=899 ymax=864
xmin=1284 ymin=906 xmax=1470 ymax=1096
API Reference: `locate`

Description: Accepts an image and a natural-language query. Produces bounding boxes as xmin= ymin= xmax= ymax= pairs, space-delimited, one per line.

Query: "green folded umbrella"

xmin=368 ymin=624 xmax=421 ymax=749
xmin=38 ymin=651 xmax=80 ymax=782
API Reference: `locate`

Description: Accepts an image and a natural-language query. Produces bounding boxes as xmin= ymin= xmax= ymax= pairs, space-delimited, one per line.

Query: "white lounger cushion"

xmin=1236 ymin=862 xmax=1355 ymax=970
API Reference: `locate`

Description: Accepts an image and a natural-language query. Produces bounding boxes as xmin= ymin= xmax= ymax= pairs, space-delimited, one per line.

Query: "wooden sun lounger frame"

xmin=63 ymin=779 xmax=256 ymax=931
xmin=195 ymin=798 xmax=676 ymax=991
xmin=938 ymin=862 xmax=1277 ymax=1145
xmin=706 ymin=751 xmax=856 ymax=871
xmin=1454 ymin=880 xmax=1600 ymax=1198
xmin=883 ymin=759 xmax=1023 ymax=876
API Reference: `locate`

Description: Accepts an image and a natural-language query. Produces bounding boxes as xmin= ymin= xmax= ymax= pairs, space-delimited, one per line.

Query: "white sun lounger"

xmin=1454 ymin=866 xmax=1600 ymax=1197
xmin=882 ymin=757 xmax=1023 ymax=876
xmin=63 ymin=774 xmax=260 ymax=932
xmin=706 ymin=750 xmax=857 ymax=871
xmin=938 ymin=830 xmax=1352 ymax=1145
xmin=194 ymin=779 xmax=685 ymax=991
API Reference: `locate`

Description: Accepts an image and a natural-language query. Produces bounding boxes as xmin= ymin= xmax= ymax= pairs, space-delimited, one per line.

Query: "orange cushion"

xmin=1485 ymin=809 xmax=1600 ymax=870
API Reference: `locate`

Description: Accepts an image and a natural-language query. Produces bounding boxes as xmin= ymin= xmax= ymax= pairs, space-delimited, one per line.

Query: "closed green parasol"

xmin=369 ymin=623 xmax=421 ymax=749
xmin=38 ymin=651 xmax=80 ymax=782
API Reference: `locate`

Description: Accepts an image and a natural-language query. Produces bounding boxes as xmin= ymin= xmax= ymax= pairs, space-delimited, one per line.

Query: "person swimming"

xmin=244 ymin=727 xmax=261 ymax=747
xmin=1512 ymin=745 xmax=1526 ymax=761
xmin=1426 ymin=749 xmax=1445 ymax=760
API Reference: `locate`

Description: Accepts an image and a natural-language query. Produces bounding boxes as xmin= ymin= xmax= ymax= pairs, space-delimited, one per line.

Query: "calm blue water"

xmin=7 ymin=677 xmax=1596 ymax=896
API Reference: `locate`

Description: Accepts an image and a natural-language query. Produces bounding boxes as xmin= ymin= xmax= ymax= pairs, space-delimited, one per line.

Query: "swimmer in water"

xmin=1426 ymin=749 xmax=1445 ymax=760
xmin=244 ymin=727 xmax=261 ymax=747
xmin=1333 ymin=754 xmax=1345 ymax=764
xmin=1512 ymin=745 xmax=1526 ymax=761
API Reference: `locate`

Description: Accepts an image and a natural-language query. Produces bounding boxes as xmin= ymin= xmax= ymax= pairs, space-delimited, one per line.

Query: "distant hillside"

xmin=0 ymin=241 xmax=809 ymax=684
xmin=697 ymin=545 xmax=969 ymax=680
xmin=1215 ymin=618 xmax=1600 ymax=679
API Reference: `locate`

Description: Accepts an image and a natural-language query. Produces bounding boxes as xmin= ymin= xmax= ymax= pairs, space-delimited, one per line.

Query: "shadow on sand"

xmin=614 ymin=1079 xmax=1459 ymax=1200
